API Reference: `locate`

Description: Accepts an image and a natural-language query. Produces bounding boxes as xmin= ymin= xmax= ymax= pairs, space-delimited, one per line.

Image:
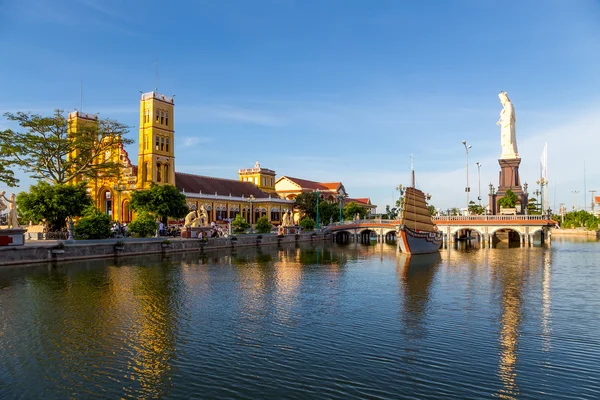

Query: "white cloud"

xmin=178 ymin=105 xmax=285 ymax=127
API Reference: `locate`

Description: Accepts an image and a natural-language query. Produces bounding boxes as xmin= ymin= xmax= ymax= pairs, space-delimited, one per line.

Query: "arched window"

xmin=156 ymin=162 xmax=162 ymax=182
xmin=144 ymin=162 xmax=149 ymax=181
xmin=166 ymin=138 xmax=170 ymax=152
xmin=155 ymin=136 xmax=159 ymax=151
xmin=156 ymin=110 xmax=160 ymax=123
xmin=160 ymin=137 xmax=165 ymax=151
xmin=164 ymin=165 xmax=169 ymax=183
xmin=160 ymin=111 xmax=164 ymax=124
xmin=165 ymin=112 xmax=169 ymax=126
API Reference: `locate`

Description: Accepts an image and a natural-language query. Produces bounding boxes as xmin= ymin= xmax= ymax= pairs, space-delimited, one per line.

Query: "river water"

xmin=1 ymin=238 xmax=599 ymax=399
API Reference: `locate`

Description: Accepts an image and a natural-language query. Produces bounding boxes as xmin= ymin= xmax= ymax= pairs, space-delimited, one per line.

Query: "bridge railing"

xmin=432 ymin=215 xmax=549 ymax=221
xmin=328 ymin=219 xmax=398 ymax=227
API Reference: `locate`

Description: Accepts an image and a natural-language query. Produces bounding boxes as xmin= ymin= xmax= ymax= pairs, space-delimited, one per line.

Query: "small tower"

xmin=238 ymin=161 xmax=276 ymax=193
xmin=67 ymin=111 xmax=98 ymax=184
xmin=137 ymin=91 xmax=176 ymax=189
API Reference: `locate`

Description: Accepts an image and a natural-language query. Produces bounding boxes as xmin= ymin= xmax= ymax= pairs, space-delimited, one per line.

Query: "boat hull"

xmin=397 ymin=225 xmax=443 ymax=255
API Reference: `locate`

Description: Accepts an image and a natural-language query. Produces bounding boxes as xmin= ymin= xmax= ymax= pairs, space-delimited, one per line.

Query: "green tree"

xmin=231 ymin=214 xmax=250 ymax=233
xmin=16 ymin=181 xmax=91 ymax=231
xmin=0 ymin=110 xmax=131 ymax=185
xmin=498 ymin=189 xmax=518 ymax=209
xmin=385 ymin=205 xmax=398 ymax=219
xmin=344 ymin=201 xmax=367 ymax=220
xmin=428 ymin=205 xmax=438 ymax=216
xmin=467 ymin=201 xmax=484 ymax=215
xmin=527 ymin=197 xmax=540 ymax=214
xmin=74 ymin=207 xmax=112 ymax=239
xmin=130 ymin=183 xmax=188 ymax=220
xmin=0 ymin=163 xmax=17 ymax=187
xmin=318 ymin=201 xmax=340 ymax=225
xmin=299 ymin=217 xmax=315 ymax=230
xmin=127 ymin=211 xmax=158 ymax=237
xmin=294 ymin=192 xmax=318 ymax=220
xmin=255 ymin=216 xmax=272 ymax=234
xmin=561 ymin=210 xmax=600 ymax=230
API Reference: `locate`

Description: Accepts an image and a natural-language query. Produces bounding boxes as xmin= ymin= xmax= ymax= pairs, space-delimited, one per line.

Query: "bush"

xmin=231 ymin=214 xmax=250 ymax=234
xmin=255 ymin=216 xmax=272 ymax=234
xmin=73 ymin=207 xmax=112 ymax=239
xmin=299 ymin=217 xmax=315 ymax=230
xmin=128 ymin=212 xmax=158 ymax=237
xmin=498 ymin=189 xmax=518 ymax=209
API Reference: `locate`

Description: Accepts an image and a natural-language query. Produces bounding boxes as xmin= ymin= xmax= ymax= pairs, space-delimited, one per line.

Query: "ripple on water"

xmin=1 ymin=241 xmax=600 ymax=399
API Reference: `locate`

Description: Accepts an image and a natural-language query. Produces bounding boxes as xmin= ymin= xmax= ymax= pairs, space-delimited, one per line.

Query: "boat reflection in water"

xmin=397 ymin=251 xmax=442 ymax=342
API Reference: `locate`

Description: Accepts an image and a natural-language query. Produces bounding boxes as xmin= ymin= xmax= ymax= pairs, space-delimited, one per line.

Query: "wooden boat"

xmin=397 ymin=172 xmax=443 ymax=255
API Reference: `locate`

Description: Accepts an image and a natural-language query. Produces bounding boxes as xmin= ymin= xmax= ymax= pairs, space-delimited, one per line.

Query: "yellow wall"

xmin=137 ymin=92 xmax=176 ymax=189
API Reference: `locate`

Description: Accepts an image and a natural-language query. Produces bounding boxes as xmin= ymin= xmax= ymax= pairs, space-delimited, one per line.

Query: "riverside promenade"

xmin=0 ymin=232 xmax=328 ymax=266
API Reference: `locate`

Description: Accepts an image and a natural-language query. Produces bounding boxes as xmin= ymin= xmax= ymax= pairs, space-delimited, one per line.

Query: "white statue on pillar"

xmin=497 ymin=91 xmax=519 ymax=159
xmin=0 ymin=192 xmax=19 ymax=229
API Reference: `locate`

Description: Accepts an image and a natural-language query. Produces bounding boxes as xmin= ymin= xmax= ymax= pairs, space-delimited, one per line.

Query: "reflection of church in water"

xmin=69 ymin=90 xmax=374 ymax=224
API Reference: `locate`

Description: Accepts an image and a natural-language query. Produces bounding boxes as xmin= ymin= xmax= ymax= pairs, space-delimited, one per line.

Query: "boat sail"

xmin=397 ymin=171 xmax=443 ymax=254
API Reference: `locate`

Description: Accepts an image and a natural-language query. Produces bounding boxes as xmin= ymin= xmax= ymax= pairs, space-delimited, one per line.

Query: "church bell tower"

xmin=137 ymin=91 xmax=176 ymax=189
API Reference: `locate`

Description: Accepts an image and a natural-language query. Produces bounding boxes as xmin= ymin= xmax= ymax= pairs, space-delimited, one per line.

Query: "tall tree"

xmin=130 ymin=183 xmax=188 ymax=219
xmin=16 ymin=181 xmax=92 ymax=231
xmin=294 ymin=192 xmax=318 ymax=220
xmin=344 ymin=201 xmax=368 ymax=220
xmin=0 ymin=110 xmax=132 ymax=185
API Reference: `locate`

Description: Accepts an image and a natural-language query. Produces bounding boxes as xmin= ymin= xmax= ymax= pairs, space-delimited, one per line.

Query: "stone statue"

xmin=282 ymin=211 xmax=290 ymax=227
xmin=1 ymin=192 xmax=19 ymax=229
xmin=497 ymin=91 xmax=519 ymax=159
xmin=184 ymin=210 xmax=198 ymax=227
xmin=184 ymin=206 xmax=209 ymax=227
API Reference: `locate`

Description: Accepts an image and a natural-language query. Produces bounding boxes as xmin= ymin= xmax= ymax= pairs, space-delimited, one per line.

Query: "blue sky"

xmin=1 ymin=0 xmax=600 ymax=212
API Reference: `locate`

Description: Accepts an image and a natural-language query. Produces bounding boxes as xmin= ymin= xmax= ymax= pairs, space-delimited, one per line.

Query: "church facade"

xmin=68 ymin=90 xmax=374 ymax=225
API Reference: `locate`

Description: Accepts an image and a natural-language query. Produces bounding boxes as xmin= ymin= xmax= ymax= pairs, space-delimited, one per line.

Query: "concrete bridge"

xmin=326 ymin=220 xmax=398 ymax=243
xmin=432 ymin=215 xmax=558 ymax=246
xmin=325 ymin=215 xmax=558 ymax=247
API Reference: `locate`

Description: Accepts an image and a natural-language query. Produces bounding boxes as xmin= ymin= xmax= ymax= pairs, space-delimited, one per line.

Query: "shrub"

xmin=74 ymin=207 xmax=112 ymax=240
xmin=231 ymin=214 xmax=250 ymax=234
xmin=128 ymin=212 xmax=158 ymax=237
xmin=255 ymin=216 xmax=272 ymax=234
xmin=299 ymin=217 xmax=315 ymax=230
xmin=498 ymin=189 xmax=518 ymax=209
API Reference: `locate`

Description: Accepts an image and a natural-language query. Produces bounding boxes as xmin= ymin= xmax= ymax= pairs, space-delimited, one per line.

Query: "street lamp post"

xmin=338 ymin=194 xmax=344 ymax=223
xmin=315 ymin=190 xmax=320 ymax=229
xmin=537 ymin=178 xmax=548 ymax=216
xmin=533 ymin=189 xmax=541 ymax=214
xmin=462 ymin=140 xmax=472 ymax=213
xmin=476 ymin=162 xmax=482 ymax=206
xmin=113 ymin=181 xmax=127 ymax=237
xmin=571 ymin=190 xmax=580 ymax=211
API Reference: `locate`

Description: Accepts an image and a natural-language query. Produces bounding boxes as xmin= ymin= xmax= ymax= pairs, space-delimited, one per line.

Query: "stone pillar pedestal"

xmin=0 ymin=228 xmax=26 ymax=246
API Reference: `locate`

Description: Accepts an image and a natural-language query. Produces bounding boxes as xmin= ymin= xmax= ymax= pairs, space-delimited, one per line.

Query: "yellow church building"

xmin=68 ymin=90 xmax=374 ymax=225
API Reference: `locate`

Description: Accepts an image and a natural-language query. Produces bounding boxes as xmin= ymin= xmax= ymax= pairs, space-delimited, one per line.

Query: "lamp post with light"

xmin=113 ymin=181 xmax=127 ymax=237
xmin=476 ymin=162 xmax=482 ymax=206
xmin=337 ymin=194 xmax=345 ymax=223
xmin=462 ymin=140 xmax=472 ymax=213
xmin=315 ymin=190 xmax=321 ymax=229
xmin=537 ymin=177 xmax=548 ymax=216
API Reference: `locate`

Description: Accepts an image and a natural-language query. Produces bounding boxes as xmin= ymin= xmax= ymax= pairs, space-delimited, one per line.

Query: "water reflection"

xmin=397 ymin=252 xmax=441 ymax=340
xmin=1 ymin=240 xmax=599 ymax=399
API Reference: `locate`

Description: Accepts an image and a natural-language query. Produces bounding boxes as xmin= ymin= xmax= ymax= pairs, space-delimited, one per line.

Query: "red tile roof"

xmin=175 ymin=172 xmax=270 ymax=198
xmin=280 ymin=176 xmax=341 ymax=192
xmin=595 ymin=196 xmax=600 ymax=203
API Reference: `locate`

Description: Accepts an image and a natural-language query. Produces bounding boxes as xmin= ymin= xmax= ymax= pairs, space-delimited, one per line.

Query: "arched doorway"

xmin=98 ymin=188 xmax=113 ymax=218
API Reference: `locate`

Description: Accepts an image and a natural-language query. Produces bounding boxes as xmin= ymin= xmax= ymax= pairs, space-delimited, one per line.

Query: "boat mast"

xmin=411 ymin=153 xmax=415 ymax=188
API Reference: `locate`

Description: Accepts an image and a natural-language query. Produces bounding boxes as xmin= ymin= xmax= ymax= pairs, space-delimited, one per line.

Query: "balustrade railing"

xmin=432 ymin=215 xmax=549 ymax=221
